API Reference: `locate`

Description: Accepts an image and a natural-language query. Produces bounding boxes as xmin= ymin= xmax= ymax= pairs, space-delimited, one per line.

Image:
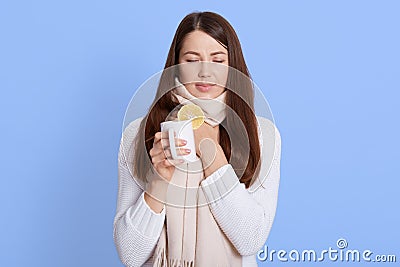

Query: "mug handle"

xmin=168 ymin=128 xmax=181 ymax=160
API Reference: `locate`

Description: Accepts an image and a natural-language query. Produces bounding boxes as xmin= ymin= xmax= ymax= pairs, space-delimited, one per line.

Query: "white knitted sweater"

xmin=113 ymin=116 xmax=282 ymax=267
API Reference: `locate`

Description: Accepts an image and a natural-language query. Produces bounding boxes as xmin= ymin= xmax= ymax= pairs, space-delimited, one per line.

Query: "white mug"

xmin=160 ymin=120 xmax=197 ymax=163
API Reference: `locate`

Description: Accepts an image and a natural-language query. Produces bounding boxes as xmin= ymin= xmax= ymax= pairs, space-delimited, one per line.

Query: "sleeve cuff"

xmin=126 ymin=191 xmax=165 ymax=239
xmin=200 ymin=164 xmax=241 ymax=205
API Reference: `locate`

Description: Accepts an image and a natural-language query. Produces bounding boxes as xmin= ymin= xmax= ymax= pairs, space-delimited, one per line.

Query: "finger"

xmin=154 ymin=131 xmax=172 ymax=144
xmin=151 ymin=149 xmax=170 ymax=164
xmin=161 ymin=138 xmax=187 ymax=149
xmin=151 ymin=146 xmax=191 ymax=166
xmin=149 ymin=144 xmax=164 ymax=157
xmin=167 ymin=146 xmax=192 ymax=157
xmin=176 ymin=147 xmax=191 ymax=155
xmin=176 ymin=138 xmax=188 ymax=147
xmin=154 ymin=147 xmax=190 ymax=162
xmin=166 ymin=147 xmax=191 ymax=158
xmin=153 ymin=132 xmax=163 ymax=145
xmin=158 ymin=130 xmax=176 ymax=147
xmin=162 ymin=158 xmax=184 ymax=167
xmin=160 ymin=138 xmax=170 ymax=149
xmin=149 ymin=146 xmax=162 ymax=158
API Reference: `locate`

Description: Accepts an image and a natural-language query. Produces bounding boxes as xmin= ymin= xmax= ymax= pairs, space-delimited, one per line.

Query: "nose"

xmin=198 ymin=61 xmax=211 ymax=78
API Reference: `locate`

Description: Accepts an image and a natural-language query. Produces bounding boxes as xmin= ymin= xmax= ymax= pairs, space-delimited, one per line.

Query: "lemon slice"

xmin=177 ymin=104 xmax=205 ymax=129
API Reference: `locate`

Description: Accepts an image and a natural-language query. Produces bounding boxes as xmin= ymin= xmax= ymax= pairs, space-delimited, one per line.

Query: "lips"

xmin=195 ymin=83 xmax=215 ymax=92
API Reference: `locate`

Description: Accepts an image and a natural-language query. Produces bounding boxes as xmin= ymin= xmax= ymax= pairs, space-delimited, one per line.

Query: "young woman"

xmin=114 ymin=11 xmax=282 ymax=267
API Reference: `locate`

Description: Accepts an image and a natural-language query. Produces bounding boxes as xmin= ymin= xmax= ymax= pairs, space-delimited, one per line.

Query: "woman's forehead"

xmin=180 ymin=30 xmax=227 ymax=54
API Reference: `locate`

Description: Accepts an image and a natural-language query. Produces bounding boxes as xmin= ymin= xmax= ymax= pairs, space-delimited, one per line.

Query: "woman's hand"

xmin=193 ymin=122 xmax=219 ymax=156
xmin=149 ymin=131 xmax=190 ymax=181
xmin=145 ymin=131 xmax=190 ymax=213
xmin=194 ymin=123 xmax=228 ymax=177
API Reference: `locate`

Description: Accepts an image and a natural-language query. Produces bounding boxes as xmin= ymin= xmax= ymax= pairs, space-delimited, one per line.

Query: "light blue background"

xmin=1 ymin=1 xmax=398 ymax=266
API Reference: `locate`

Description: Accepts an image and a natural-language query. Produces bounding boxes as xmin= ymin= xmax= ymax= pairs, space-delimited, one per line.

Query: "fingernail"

xmin=182 ymin=139 xmax=187 ymax=145
xmin=185 ymin=149 xmax=191 ymax=153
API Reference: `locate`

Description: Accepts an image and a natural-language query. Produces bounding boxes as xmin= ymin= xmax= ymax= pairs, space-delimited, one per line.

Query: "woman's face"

xmin=178 ymin=30 xmax=229 ymax=99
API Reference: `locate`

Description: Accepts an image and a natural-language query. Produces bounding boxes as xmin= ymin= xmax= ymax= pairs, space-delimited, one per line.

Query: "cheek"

xmin=178 ymin=63 xmax=199 ymax=84
xmin=215 ymin=85 xmax=226 ymax=97
xmin=215 ymin=65 xmax=229 ymax=88
xmin=184 ymin=83 xmax=197 ymax=95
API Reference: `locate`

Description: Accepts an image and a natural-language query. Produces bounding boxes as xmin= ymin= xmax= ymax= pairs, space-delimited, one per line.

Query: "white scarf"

xmin=171 ymin=77 xmax=227 ymax=127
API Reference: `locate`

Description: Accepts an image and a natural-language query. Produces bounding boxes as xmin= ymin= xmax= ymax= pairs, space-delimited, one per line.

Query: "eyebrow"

xmin=182 ymin=51 xmax=227 ymax=56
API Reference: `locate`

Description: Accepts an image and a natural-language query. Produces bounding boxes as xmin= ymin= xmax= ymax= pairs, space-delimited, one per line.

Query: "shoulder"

xmin=123 ymin=117 xmax=145 ymax=137
xmin=120 ymin=117 xmax=145 ymax=151
xmin=256 ymin=116 xmax=281 ymax=147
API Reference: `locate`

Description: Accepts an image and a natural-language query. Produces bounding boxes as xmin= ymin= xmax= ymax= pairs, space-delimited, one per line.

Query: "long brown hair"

xmin=133 ymin=11 xmax=260 ymax=188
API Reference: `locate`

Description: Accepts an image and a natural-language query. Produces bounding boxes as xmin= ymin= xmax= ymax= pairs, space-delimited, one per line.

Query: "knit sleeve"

xmin=113 ymin=119 xmax=166 ymax=267
xmin=200 ymin=118 xmax=281 ymax=256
